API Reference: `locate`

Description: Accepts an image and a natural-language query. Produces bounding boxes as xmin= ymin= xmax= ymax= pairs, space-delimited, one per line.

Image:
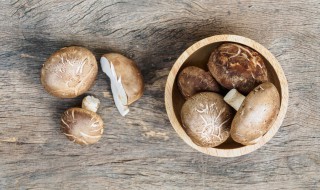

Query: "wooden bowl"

xmin=165 ymin=35 xmax=288 ymax=157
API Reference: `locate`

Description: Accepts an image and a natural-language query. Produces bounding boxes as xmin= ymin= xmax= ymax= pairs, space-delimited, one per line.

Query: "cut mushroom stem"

xmin=223 ymin=89 xmax=246 ymax=111
xmin=82 ymin=95 xmax=100 ymax=113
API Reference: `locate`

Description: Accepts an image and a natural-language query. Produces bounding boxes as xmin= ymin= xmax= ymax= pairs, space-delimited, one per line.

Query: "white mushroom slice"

xmin=100 ymin=56 xmax=113 ymax=78
xmin=110 ymin=64 xmax=128 ymax=106
xmin=111 ymin=82 xmax=129 ymax=116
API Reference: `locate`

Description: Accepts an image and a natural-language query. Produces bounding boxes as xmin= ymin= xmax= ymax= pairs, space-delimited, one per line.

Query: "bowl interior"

xmin=171 ymin=42 xmax=282 ymax=149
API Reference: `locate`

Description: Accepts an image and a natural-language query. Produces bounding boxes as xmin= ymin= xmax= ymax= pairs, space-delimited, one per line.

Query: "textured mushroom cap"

xmin=102 ymin=53 xmax=144 ymax=105
xmin=41 ymin=46 xmax=98 ymax=98
xmin=61 ymin=108 xmax=104 ymax=145
xmin=231 ymin=82 xmax=280 ymax=145
xmin=208 ymin=43 xmax=268 ymax=94
xmin=177 ymin=66 xmax=220 ymax=99
xmin=181 ymin=92 xmax=234 ymax=147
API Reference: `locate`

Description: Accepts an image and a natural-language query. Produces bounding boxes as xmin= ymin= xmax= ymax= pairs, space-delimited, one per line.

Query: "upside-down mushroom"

xmin=224 ymin=82 xmax=280 ymax=145
xmin=100 ymin=53 xmax=144 ymax=116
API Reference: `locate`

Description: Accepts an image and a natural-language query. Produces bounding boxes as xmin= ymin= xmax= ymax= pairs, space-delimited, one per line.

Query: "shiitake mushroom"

xmin=61 ymin=96 xmax=104 ymax=145
xmin=208 ymin=43 xmax=269 ymax=94
xmin=41 ymin=46 xmax=98 ymax=98
xmin=177 ymin=66 xmax=220 ymax=99
xmin=100 ymin=53 xmax=144 ymax=116
xmin=181 ymin=92 xmax=234 ymax=147
xmin=224 ymin=82 xmax=280 ymax=145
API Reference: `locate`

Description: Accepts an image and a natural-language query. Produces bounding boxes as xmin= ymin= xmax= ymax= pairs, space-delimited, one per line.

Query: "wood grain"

xmin=0 ymin=0 xmax=319 ymax=189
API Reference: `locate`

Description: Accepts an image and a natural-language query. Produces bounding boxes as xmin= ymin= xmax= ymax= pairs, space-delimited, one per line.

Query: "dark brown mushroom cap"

xmin=41 ymin=46 xmax=98 ymax=98
xmin=61 ymin=108 xmax=104 ymax=145
xmin=230 ymin=82 xmax=280 ymax=145
xmin=177 ymin=66 xmax=220 ymax=99
xmin=208 ymin=43 xmax=268 ymax=94
xmin=181 ymin=92 xmax=234 ymax=147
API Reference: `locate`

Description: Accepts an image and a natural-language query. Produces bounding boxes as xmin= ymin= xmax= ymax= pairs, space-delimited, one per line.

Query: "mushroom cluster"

xmin=178 ymin=43 xmax=280 ymax=147
xmin=41 ymin=46 xmax=144 ymax=145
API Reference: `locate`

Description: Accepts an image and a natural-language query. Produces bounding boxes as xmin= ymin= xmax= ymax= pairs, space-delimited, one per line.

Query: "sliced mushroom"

xmin=178 ymin=66 xmax=220 ymax=99
xmin=208 ymin=43 xmax=269 ymax=94
xmin=41 ymin=46 xmax=98 ymax=98
xmin=61 ymin=96 xmax=104 ymax=145
xmin=100 ymin=53 xmax=144 ymax=116
xmin=181 ymin=92 xmax=234 ymax=147
xmin=224 ymin=82 xmax=280 ymax=145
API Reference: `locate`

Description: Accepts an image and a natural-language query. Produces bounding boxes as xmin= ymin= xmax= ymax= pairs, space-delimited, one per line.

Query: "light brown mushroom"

xmin=208 ymin=43 xmax=269 ymax=94
xmin=100 ymin=53 xmax=144 ymax=116
xmin=181 ymin=92 xmax=234 ymax=147
xmin=224 ymin=82 xmax=280 ymax=145
xmin=41 ymin=46 xmax=98 ymax=98
xmin=177 ymin=66 xmax=220 ymax=99
xmin=61 ymin=96 xmax=104 ymax=145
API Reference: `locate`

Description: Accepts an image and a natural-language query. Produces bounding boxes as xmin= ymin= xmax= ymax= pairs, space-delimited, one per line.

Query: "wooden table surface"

xmin=0 ymin=0 xmax=319 ymax=189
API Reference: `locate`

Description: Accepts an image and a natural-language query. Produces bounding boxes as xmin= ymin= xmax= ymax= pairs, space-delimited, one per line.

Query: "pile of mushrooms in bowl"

xmin=165 ymin=35 xmax=288 ymax=157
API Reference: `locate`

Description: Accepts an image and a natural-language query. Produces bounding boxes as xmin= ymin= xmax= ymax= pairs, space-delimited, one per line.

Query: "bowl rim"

xmin=165 ymin=34 xmax=289 ymax=157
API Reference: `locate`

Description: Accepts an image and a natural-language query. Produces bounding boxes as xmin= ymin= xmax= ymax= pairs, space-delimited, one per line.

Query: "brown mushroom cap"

xmin=101 ymin=53 xmax=144 ymax=105
xmin=230 ymin=82 xmax=280 ymax=145
xmin=177 ymin=66 xmax=220 ymax=99
xmin=208 ymin=43 xmax=268 ymax=94
xmin=41 ymin=46 xmax=98 ymax=98
xmin=181 ymin=92 xmax=234 ymax=147
xmin=61 ymin=108 xmax=104 ymax=145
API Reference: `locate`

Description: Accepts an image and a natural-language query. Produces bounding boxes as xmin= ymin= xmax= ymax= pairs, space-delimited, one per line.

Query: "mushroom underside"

xmin=100 ymin=56 xmax=129 ymax=116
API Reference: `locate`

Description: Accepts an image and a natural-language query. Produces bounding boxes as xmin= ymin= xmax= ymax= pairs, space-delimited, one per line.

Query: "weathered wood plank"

xmin=0 ymin=0 xmax=319 ymax=189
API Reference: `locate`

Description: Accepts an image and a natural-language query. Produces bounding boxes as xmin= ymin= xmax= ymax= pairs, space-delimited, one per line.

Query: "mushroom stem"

xmin=223 ymin=89 xmax=245 ymax=111
xmin=82 ymin=95 xmax=100 ymax=113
